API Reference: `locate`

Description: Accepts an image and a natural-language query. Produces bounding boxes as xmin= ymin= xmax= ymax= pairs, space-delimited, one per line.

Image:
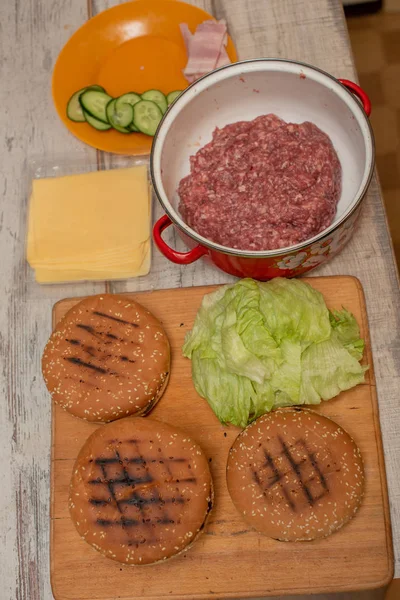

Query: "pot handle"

xmin=338 ymin=78 xmax=371 ymax=117
xmin=153 ymin=214 xmax=208 ymax=265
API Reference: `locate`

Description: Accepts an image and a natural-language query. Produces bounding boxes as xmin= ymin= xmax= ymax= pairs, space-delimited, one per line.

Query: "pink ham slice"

xmin=179 ymin=23 xmax=193 ymax=55
xmin=215 ymin=30 xmax=231 ymax=68
xmin=180 ymin=19 xmax=231 ymax=83
xmin=215 ymin=45 xmax=231 ymax=69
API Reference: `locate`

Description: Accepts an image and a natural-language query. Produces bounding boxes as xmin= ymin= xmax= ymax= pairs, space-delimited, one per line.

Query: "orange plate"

xmin=52 ymin=0 xmax=238 ymax=155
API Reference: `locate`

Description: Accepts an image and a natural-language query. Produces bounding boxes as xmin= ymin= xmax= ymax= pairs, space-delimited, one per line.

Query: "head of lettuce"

xmin=182 ymin=278 xmax=367 ymax=428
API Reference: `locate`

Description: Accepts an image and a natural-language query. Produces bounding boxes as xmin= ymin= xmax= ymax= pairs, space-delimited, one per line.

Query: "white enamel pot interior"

xmin=151 ymin=58 xmax=375 ymax=260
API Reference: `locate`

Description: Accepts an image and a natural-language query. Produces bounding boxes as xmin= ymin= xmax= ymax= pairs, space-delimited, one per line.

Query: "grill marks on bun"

xmin=69 ymin=417 xmax=213 ymax=565
xmin=255 ymin=436 xmax=331 ymax=511
xmin=227 ymin=407 xmax=364 ymax=541
xmin=42 ymin=294 xmax=170 ymax=422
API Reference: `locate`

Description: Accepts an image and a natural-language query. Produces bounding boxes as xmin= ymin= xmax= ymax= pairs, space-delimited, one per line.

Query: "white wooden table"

xmin=1 ymin=0 xmax=399 ymax=599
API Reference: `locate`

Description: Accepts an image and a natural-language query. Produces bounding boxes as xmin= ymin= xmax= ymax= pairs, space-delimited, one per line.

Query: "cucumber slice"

xmin=105 ymin=99 xmax=131 ymax=133
xmin=83 ymin=110 xmax=111 ymax=131
xmin=66 ymin=85 xmax=106 ymax=122
xmin=79 ymin=90 xmax=113 ymax=123
xmin=128 ymin=123 xmax=139 ymax=132
xmin=133 ymin=100 xmax=163 ymax=136
xmin=111 ymin=99 xmax=133 ymax=127
xmin=141 ymin=90 xmax=168 ymax=115
xmin=67 ymin=89 xmax=87 ymax=122
xmin=167 ymin=90 xmax=182 ymax=106
xmin=116 ymin=92 xmax=141 ymax=111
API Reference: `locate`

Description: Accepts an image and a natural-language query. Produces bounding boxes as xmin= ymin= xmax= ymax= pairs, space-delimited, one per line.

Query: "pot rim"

xmin=150 ymin=57 xmax=375 ymax=258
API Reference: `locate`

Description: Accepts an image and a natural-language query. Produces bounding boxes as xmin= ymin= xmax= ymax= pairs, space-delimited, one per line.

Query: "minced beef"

xmin=178 ymin=114 xmax=342 ymax=251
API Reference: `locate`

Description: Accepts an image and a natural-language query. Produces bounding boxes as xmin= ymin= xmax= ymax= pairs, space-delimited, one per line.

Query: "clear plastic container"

xmin=26 ymin=154 xmax=152 ymax=289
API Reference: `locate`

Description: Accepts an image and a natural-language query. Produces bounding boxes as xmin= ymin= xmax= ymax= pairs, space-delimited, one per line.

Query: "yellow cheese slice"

xmin=27 ymin=166 xmax=152 ymax=283
xmin=28 ymin=240 xmax=150 ymax=269
xmin=35 ymin=242 xmax=151 ymax=283
xmin=32 ymin=241 xmax=150 ymax=271
xmin=27 ymin=166 xmax=150 ymax=261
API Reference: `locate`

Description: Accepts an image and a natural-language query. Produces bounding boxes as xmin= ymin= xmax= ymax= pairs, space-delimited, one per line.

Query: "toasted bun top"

xmin=69 ymin=416 xmax=213 ymax=565
xmin=227 ymin=407 xmax=364 ymax=541
xmin=42 ymin=294 xmax=170 ymax=422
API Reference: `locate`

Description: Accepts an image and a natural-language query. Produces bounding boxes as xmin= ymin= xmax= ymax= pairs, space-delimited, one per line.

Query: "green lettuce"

xmin=329 ymin=308 xmax=365 ymax=360
xmin=182 ymin=278 xmax=367 ymax=427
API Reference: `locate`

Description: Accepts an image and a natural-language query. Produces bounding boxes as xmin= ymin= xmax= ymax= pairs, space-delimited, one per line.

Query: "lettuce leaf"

xmin=190 ymin=353 xmax=257 ymax=428
xmin=258 ymin=278 xmax=332 ymax=345
xmin=329 ymin=308 xmax=365 ymax=360
xmin=183 ymin=278 xmax=367 ymax=427
xmin=300 ymin=334 xmax=367 ymax=402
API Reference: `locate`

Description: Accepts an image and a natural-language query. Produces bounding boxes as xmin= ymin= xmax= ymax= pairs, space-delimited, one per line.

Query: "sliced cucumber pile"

xmin=66 ymin=85 xmax=183 ymax=136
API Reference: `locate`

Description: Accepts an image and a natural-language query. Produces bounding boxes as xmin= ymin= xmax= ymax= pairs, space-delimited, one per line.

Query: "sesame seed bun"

xmin=69 ymin=416 xmax=213 ymax=565
xmin=42 ymin=294 xmax=170 ymax=422
xmin=226 ymin=407 xmax=364 ymax=541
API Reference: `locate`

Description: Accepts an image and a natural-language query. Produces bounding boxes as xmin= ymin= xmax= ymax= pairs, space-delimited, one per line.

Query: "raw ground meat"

xmin=178 ymin=114 xmax=342 ymax=251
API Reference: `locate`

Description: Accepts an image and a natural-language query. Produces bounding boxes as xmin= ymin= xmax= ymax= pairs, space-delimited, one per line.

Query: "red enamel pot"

xmin=151 ymin=59 xmax=374 ymax=280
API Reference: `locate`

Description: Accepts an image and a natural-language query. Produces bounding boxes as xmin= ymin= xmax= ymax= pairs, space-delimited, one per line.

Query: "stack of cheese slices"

xmin=27 ymin=165 xmax=151 ymax=283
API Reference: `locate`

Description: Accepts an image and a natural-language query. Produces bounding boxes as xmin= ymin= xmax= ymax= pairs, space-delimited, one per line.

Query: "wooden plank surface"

xmin=50 ymin=277 xmax=393 ymax=599
xmin=0 ymin=3 xmax=104 ymax=600
xmin=1 ymin=0 xmax=400 ymax=599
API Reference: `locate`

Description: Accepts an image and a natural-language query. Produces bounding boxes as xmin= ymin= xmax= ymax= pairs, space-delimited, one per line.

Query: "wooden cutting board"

xmin=50 ymin=276 xmax=393 ymax=600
